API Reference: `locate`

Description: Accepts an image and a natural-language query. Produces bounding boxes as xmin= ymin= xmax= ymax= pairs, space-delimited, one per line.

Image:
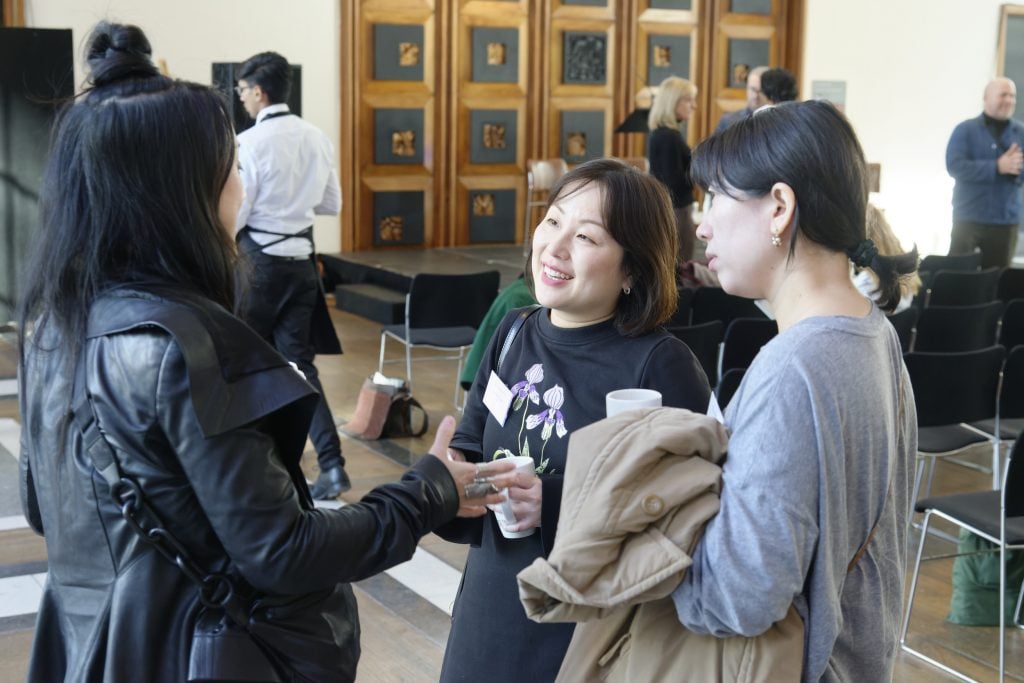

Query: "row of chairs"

xmin=889 ymin=298 xmax=1024 ymax=354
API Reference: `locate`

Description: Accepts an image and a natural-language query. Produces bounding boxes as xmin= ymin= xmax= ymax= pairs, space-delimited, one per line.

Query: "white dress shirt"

xmin=235 ymin=103 xmax=341 ymax=257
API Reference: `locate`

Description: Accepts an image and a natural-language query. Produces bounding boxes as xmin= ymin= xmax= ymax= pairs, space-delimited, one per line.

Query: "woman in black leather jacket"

xmin=17 ymin=22 xmax=514 ymax=683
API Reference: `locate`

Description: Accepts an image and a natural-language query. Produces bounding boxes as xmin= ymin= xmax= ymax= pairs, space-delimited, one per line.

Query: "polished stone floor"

xmin=0 ymin=286 xmax=1021 ymax=682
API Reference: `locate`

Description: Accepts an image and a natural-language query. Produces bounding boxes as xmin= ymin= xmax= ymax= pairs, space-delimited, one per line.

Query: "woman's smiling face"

xmin=531 ymin=181 xmax=628 ymax=328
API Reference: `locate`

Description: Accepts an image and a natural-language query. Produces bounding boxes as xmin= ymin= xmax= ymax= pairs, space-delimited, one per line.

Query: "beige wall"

xmin=23 ymin=0 xmax=343 ymax=253
xmin=803 ymin=0 xmax=1008 ymax=256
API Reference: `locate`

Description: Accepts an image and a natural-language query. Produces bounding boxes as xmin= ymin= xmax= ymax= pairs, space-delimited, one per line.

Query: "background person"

xmin=17 ymin=23 xmax=514 ymax=682
xmin=758 ymin=67 xmax=798 ymax=105
xmin=715 ymin=65 xmax=767 ymax=133
xmin=648 ymin=76 xmax=700 ymax=263
xmin=234 ymin=51 xmax=351 ymax=499
xmin=672 ymin=101 xmax=918 ymax=681
xmin=438 ymin=159 xmax=712 ymax=682
xmin=946 ymin=76 xmax=1024 ymax=268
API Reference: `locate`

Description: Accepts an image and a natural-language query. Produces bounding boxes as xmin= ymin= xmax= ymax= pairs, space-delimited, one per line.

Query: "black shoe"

xmin=309 ymin=465 xmax=352 ymax=500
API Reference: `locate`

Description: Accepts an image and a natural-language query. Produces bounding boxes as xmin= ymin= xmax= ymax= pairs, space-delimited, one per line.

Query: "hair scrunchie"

xmin=847 ymin=239 xmax=878 ymax=267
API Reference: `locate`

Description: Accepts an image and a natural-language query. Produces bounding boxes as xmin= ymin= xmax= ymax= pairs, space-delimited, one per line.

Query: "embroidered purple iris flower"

xmin=526 ymin=384 xmax=568 ymax=441
xmin=510 ymin=363 xmax=544 ymax=410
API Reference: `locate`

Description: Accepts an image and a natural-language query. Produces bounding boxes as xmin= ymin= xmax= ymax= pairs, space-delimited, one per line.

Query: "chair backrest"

xmin=407 ymin=271 xmax=500 ymax=329
xmin=924 ymin=267 xmax=1001 ymax=307
xmin=690 ymin=287 xmax=768 ymax=326
xmin=716 ymin=367 xmax=746 ymax=408
xmin=913 ymin=301 xmax=1003 ymax=352
xmin=667 ymin=320 xmax=724 ymax=387
xmin=919 ymin=252 xmax=982 ymax=275
xmin=887 ymin=307 xmax=918 ymax=352
xmin=999 ymin=298 xmax=1024 ymax=350
xmin=527 ymin=158 xmax=569 ymax=193
xmin=997 ymin=267 xmax=1024 ymax=302
xmin=1005 ymin=431 xmax=1024 ymax=518
xmin=903 ymin=345 xmax=1005 ymax=427
xmin=667 ymin=287 xmax=695 ymax=326
xmin=998 ymin=344 xmax=1024 ymax=420
xmin=719 ymin=317 xmax=778 ymax=378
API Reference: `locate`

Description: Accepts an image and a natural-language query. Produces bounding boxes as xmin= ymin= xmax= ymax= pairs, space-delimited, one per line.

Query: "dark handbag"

xmin=71 ymin=358 xmax=354 ymax=683
xmin=381 ymin=386 xmax=428 ymax=438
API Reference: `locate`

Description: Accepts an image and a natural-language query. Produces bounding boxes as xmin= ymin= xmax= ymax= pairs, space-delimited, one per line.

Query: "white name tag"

xmin=483 ymin=371 xmax=514 ymax=426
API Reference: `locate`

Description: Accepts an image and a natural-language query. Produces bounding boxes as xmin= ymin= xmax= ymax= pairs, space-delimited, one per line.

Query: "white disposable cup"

xmin=487 ymin=455 xmax=537 ymax=539
xmin=606 ymin=388 xmax=662 ymax=417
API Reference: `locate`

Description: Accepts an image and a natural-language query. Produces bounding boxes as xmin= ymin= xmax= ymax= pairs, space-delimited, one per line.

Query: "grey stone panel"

xmin=373 ymin=191 xmax=425 ymax=246
xmin=560 ymin=110 xmax=605 ymax=163
xmin=469 ymin=190 xmax=517 ymax=243
xmin=647 ymin=34 xmax=691 ymax=85
xmin=374 ymin=108 xmax=424 ymax=165
xmin=471 ymin=27 xmax=519 ymax=83
xmin=373 ymin=24 xmax=425 ymax=82
xmin=468 ymin=109 xmax=518 ymax=165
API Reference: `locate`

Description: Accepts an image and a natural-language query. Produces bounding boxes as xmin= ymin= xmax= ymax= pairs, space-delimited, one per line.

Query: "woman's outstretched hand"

xmin=429 ymin=415 xmax=516 ymax=518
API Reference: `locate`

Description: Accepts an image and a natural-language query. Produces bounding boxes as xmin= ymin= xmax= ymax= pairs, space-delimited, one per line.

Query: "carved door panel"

xmin=448 ymin=0 xmax=530 ymax=246
xmin=344 ymin=1 xmax=439 ymax=251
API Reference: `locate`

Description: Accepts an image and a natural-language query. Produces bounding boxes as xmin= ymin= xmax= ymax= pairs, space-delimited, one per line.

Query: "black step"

xmin=335 ymin=283 xmax=406 ymax=325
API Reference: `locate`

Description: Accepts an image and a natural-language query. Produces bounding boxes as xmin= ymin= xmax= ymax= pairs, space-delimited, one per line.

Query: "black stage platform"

xmin=322 ymin=245 xmax=527 ymax=324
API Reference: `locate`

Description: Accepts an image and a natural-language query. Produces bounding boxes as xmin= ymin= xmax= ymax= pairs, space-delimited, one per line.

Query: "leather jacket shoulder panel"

xmin=88 ymin=287 xmax=317 ymax=439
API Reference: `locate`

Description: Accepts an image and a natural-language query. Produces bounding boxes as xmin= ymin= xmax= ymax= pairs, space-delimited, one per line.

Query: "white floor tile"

xmin=0 ymin=574 xmax=44 ymax=618
xmin=0 ymin=418 xmax=20 ymax=459
xmin=0 ymin=515 xmax=29 ymax=531
xmin=385 ymin=546 xmax=462 ymax=616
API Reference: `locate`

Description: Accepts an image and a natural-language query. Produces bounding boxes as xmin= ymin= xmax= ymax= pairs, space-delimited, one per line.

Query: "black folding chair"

xmin=901 ymin=432 xmax=1024 ymax=682
xmin=716 ymin=367 xmax=746 ymax=409
xmin=887 ymin=307 xmax=918 ymax=353
xmin=717 ymin=317 xmax=778 ymax=384
xmin=379 ymin=271 xmax=500 ymax=406
xmin=997 ymin=267 xmax=1024 ymax=302
xmin=903 ymin=345 xmax=1005 ymax=513
xmin=667 ymin=320 xmax=724 ymax=388
xmin=999 ymin=298 xmax=1024 ymax=351
xmin=923 ymin=267 xmax=1001 ymax=307
xmin=912 ymin=301 xmax=1002 ymax=352
xmin=667 ymin=287 xmax=696 ymax=326
xmin=690 ymin=287 xmax=767 ymax=326
xmin=917 ymin=251 xmax=982 ymax=297
xmin=968 ymin=345 xmax=1024 ymax=487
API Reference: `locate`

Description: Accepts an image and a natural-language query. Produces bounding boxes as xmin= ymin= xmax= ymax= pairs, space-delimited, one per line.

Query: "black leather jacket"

xmin=19 ymin=287 xmax=459 ymax=682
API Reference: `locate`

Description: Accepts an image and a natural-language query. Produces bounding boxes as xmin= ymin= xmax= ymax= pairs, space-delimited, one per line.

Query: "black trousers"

xmin=949 ymin=220 xmax=1018 ymax=269
xmin=238 ymin=236 xmax=344 ymax=470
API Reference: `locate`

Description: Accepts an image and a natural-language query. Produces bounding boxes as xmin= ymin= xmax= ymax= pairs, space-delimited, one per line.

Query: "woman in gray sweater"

xmin=671 ymin=100 xmax=919 ymax=681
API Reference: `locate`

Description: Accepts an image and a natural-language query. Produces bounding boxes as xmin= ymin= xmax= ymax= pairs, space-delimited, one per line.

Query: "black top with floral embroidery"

xmin=438 ymin=307 xmax=711 ymax=683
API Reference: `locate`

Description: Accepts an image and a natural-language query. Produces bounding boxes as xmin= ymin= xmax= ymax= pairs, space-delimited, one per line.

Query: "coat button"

xmin=642 ymin=495 xmax=664 ymax=516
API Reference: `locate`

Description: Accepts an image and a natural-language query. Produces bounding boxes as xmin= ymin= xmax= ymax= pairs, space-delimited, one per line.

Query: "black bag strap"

xmin=70 ymin=350 xmax=255 ymax=630
xmin=497 ymin=306 xmax=542 ymax=374
xmin=406 ymin=397 xmax=429 ymax=437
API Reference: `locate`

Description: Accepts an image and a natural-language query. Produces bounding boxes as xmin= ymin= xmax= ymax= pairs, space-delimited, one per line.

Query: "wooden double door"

xmin=340 ymin=0 xmax=803 ymax=252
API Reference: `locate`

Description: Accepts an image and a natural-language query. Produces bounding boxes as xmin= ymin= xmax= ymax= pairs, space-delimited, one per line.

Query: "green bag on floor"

xmin=947 ymin=529 xmax=1024 ymax=626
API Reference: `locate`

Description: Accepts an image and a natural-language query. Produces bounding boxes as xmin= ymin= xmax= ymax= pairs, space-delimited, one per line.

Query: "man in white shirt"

xmin=235 ymin=51 xmax=350 ymax=498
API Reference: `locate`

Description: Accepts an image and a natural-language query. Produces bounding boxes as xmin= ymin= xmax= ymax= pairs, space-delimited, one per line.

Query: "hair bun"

xmin=86 ymin=21 xmax=159 ymax=87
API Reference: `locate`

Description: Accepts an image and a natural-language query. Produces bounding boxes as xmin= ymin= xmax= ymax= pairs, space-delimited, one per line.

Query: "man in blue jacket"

xmin=946 ymin=77 xmax=1024 ymax=268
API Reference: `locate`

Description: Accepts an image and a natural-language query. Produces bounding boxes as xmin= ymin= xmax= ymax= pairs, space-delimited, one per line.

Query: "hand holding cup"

xmin=429 ymin=416 xmax=517 ymax=517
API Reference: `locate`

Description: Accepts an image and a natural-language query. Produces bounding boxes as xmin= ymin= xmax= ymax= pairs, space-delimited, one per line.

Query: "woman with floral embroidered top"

xmin=437 ymin=158 xmax=712 ymax=682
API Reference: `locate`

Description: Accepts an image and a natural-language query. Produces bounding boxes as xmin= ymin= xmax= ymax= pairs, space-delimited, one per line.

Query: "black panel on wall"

xmin=469 ymin=109 xmax=517 ymax=165
xmin=469 ymin=190 xmax=516 ymax=243
xmin=212 ymin=63 xmax=303 ymax=134
xmin=650 ymin=0 xmax=692 ymax=8
xmin=373 ymin=191 xmax=425 ymax=246
xmin=374 ymin=24 xmax=425 ymax=81
xmin=727 ymin=39 xmax=769 ymax=88
xmin=0 ymin=28 xmax=74 ymax=324
xmin=471 ymin=27 xmax=519 ymax=83
xmin=561 ymin=111 xmax=605 ymax=163
xmin=374 ymin=109 xmax=425 ymax=165
xmin=648 ymin=34 xmax=691 ymax=85
xmin=563 ymin=32 xmax=607 ymax=85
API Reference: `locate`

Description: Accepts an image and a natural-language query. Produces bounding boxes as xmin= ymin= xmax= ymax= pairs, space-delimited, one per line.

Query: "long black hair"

xmin=18 ymin=21 xmax=238 ymax=353
xmin=691 ymin=100 xmax=918 ymax=313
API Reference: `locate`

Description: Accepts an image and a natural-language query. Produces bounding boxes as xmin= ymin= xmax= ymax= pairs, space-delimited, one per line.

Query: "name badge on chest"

xmin=483 ymin=371 xmax=514 ymax=426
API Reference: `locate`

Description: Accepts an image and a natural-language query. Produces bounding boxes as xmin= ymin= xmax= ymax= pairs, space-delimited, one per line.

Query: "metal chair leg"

xmin=900 ymin=509 xmax=930 ymax=646
xmin=405 ymin=340 xmax=413 ymax=391
xmin=378 ymin=333 xmax=387 ymax=373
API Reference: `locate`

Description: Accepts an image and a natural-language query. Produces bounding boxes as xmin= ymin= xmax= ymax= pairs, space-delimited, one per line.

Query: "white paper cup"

xmin=488 ymin=455 xmax=537 ymax=539
xmin=606 ymin=388 xmax=662 ymax=417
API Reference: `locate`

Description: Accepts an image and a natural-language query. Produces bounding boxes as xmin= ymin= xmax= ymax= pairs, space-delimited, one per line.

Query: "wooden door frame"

xmin=2 ymin=0 xmax=25 ymax=26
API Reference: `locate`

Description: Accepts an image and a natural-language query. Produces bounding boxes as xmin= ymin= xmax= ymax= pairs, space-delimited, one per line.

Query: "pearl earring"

xmin=770 ymin=233 xmax=782 ymax=247
xmin=623 ymin=286 xmax=631 ymax=295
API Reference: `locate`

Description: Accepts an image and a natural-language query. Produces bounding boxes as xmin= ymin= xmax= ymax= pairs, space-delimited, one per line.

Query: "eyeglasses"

xmin=234 ymin=84 xmax=251 ymax=96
